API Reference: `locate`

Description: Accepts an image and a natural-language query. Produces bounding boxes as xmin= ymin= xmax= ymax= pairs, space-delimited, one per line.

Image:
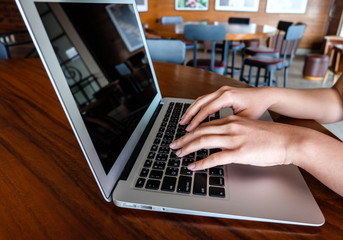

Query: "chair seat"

xmin=230 ymin=41 xmax=245 ymax=50
xmin=245 ymin=46 xmax=279 ymax=55
xmin=186 ymin=59 xmax=226 ymax=68
xmin=245 ymin=56 xmax=286 ymax=67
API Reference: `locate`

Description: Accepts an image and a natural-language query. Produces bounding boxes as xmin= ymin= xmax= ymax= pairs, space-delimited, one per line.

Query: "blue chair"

xmin=0 ymin=42 xmax=9 ymax=59
xmin=184 ymin=24 xmax=228 ymax=75
xmin=240 ymin=24 xmax=306 ymax=88
xmin=225 ymin=17 xmax=250 ymax=78
xmin=146 ymin=39 xmax=186 ymax=65
xmin=161 ymin=16 xmax=183 ymax=24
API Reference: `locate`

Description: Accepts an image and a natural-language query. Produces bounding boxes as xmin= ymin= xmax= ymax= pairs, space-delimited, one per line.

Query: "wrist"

xmin=257 ymin=87 xmax=279 ymax=111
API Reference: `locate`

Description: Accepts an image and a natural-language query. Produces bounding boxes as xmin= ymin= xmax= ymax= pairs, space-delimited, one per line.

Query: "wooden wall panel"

xmin=0 ymin=0 xmax=27 ymax=32
xmin=139 ymin=0 xmax=334 ymax=50
xmin=0 ymin=0 xmax=335 ymax=50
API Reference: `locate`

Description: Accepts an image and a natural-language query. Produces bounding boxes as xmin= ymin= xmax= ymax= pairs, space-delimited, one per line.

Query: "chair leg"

xmin=240 ymin=62 xmax=245 ymax=82
xmin=231 ymin=50 xmax=236 ymax=78
xmin=322 ymin=70 xmax=331 ymax=86
xmin=264 ymin=69 xmax=268 ymax=85
xmin=284 ymin=68 xmax=288 ymax=88
xmin=268 ymin=70 xmax=274 ymax=86
xmin=248 ymin=66 xmax=253 ymax=85
xmin=255 ymin=67 xmax=261 ymax=87
xmin=333 ymin=73 xmax=341 ymax=85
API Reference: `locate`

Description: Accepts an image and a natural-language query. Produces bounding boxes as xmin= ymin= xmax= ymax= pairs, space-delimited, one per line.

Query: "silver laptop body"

xmin=16 ymin=0 xmax=324 ymax=226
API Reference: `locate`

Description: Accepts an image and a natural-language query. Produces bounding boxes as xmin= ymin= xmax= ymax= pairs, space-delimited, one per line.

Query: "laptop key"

xmin=193 ymin=173 xmax=207 ymax=196
xmin=209 ymin=177 xmax=224 ymax=186
xmin=140 ymin=168 xmax=149 ymax=177
xmin=168 ymin=159 xmax=180 ymax=167
xmin=161 ymin=176 xmax=177 ymax=192
xmin=180 ymin=166 xmax=192 ymax=175
xmin=177 ymin=176 xmax=192 ymax=194
xmin=153 ymin=161 xmax=166 ymax=170
xmin=144 ymin=159 xmax=152 ymax=168
xmin=149 ymin=170 xmax=163 ymax=179
xmin=145 ymin=179 xmax=161 ymax=190
xmin=209 ymin=187 xmax=225 ymax=198
xmin=135 ymin=178 xmax=146 ymax=188
xmin=165 ymin=167 xmax=179 ymax=176
xmin=156 ymin=154 xmax=168 ymax=162
xmin=209 ymin=167 xmax=224 ymax=176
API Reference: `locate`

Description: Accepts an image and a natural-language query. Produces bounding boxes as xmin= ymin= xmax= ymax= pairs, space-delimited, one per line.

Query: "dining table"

xmin=145 ymin=21 xmax=276 ymax=71
xmin=145 ymin=21 xmax=277 ymax=41
xmin=0 ymin=58 xmax=342 ymax=239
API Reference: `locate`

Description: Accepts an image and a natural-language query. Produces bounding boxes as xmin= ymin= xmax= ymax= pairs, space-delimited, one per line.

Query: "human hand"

xmin=179 ymin=86 xmax=273 ymax=132
xmin=170 ymin=115 xmax=304 ymax=171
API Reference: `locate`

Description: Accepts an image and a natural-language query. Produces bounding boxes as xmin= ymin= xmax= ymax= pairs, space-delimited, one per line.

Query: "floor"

xmin=185 ymin=50 xmax=343 ymax=141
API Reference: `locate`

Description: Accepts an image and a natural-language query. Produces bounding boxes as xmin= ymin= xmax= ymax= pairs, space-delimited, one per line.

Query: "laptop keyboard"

xmin=135 ymin=102 xmax=226 ymax=198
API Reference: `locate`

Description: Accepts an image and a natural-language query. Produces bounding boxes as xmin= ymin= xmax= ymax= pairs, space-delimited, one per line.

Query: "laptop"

xmin=16 ymin=0 xmax=324 ymax=226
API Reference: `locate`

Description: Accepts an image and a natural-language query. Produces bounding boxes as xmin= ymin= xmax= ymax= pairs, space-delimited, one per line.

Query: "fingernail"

xmin=176 ymin=149 xmax=182 ymax=156
xmin=169 ymin=141 xmax=176 ymax=148
xmin=185 ymin=124 xmax=192 ymax=132
xmin=187 ymin=163 xmax=195 ymax=170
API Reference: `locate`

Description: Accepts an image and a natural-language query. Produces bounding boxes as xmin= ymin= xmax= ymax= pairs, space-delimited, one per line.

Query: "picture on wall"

xmin=136 ymin=0 xmax=148 ymax=12
xmin=175 ymin=0 xmax=209 ymax=11
xmin=266 ymin=0 xmax=308 ymax=14
xmin=215 ymin=0 xmax=259 ymax=12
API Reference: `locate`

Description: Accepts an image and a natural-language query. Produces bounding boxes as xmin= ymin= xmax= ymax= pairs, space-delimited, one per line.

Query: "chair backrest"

xmin=161 ymin=16 xmax=183 ymax=24
xmin=277 ymin=21 xmax=293 ymax=32
xmin=280 ymin=24 xmax=306 ymax=65
xmin=268 ymin=21 xmax=293 ymax=50
xmin=184 ymin=24 xmax=227 ymax=72
xmin=184 ymin=24 xmax=226 ymax=41
xmin=146 ymin=39 xmax=186 ymax=65
xmin=0 ymin=42 xmax=9 ymax=59
xmin=228 ymin=17 xmax=250 ymax=24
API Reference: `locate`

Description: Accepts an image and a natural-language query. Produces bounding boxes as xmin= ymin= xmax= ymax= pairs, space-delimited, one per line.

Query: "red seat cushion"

xmin=245 ymin=56 xmax=285 ymax=66
xmin=245 ymin=46 xmax=279 ymax=55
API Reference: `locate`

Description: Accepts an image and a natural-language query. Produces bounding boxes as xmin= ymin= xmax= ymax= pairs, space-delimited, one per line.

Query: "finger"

xmin=186 ymin=89 xmax=238 ymax=132
xmin=171 ymin=118 xmax=234 ymax=150
xmin=187 ymin=151 xmax=233 ymax=170
xmin=179 ymin=96 xmax=211 ymax=125
xmin=186 ymin=100 xmax=225 ymax=132
xmin=176 ymin=134 xmax=241 ymax=158
xmin=180 ymin=87 xmax=228 ymax=125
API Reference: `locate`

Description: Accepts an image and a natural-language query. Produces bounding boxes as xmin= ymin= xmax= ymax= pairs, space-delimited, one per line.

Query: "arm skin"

xmin=170 ymin=76 xmax=343 ymax=196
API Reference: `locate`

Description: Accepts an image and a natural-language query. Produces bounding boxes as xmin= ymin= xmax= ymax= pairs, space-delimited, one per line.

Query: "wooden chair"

xmin=240 ymin=24 xmax=306 ymax=87
xmin=322 ymin=44 xmax=343 ymax=85
xmin=243 ymin=21 xmax=294 ymax=59
xmin=184 ymin=24 xmax=228 ymax=75
xmin=146 ymin=39 xmax=186 ymax=65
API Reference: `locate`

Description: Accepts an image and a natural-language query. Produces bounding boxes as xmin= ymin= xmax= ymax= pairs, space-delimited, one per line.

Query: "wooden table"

xmin=146 ymin=21 xmax=276 ymax=70
xmin=146 ymin=22 xmax=276 ymax=41
xmin=0 ymin=58 xmax=342 ymax=239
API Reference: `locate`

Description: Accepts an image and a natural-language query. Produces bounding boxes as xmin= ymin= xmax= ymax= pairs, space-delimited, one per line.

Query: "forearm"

xmin=264 ymin=87 xmax=343 ymax=123
xmin=289 ymin=128 xmax=343 ymax=196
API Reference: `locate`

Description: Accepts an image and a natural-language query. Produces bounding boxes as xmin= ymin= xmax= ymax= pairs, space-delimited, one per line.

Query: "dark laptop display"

xmin=35 ymin=2 xmax=157 ymax=174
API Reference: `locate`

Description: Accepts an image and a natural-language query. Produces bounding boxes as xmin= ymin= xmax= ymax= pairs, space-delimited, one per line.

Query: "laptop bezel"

xmin=16 ymin=0 xmax=163 ymax=201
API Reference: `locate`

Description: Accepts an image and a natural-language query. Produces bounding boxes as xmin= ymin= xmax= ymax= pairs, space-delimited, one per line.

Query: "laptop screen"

xmin=34 ymin=2 xmax=157 ymax=175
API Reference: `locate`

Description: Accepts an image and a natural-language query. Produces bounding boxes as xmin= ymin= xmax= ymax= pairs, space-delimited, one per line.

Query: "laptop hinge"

xmin=118 ymin=102 xmax=163 ymax=181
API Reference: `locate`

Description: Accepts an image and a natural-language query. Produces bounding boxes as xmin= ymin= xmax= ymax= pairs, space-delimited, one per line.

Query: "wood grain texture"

xmin=0 ymin=58 xmax=342 ymax=239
